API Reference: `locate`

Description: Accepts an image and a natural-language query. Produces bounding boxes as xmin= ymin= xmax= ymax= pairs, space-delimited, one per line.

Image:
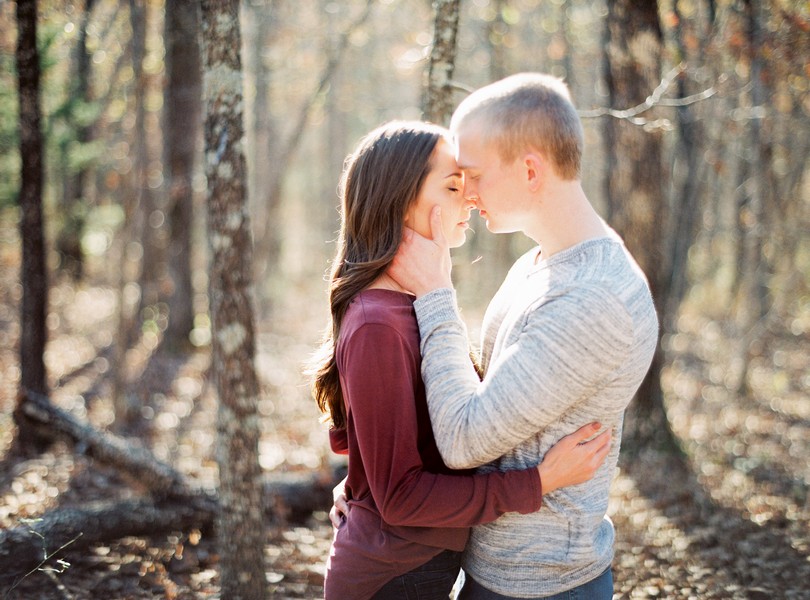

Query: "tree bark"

xmin=200 ymin=1 xmax=267 ymax=597
xmin=422 ymin=0 xmax=461 ymax=125
xmin=603 ymin=0 xmax=679 ymax=454
xmin=163 ymin=0 xmax=202 ymax=351
xmin=15 ymin=0 xmax=49 ymax=448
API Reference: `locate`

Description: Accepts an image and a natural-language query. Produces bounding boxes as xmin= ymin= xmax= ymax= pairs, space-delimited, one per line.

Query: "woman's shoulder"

xmin=342 ymin=289 xmax=417 ymax=333
xmin=338 ymin=289 xmax=421 ymax=365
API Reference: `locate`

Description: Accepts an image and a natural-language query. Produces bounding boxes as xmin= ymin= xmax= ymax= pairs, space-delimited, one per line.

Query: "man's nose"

xmin=463 ymin=182 xmax=478 ymax=204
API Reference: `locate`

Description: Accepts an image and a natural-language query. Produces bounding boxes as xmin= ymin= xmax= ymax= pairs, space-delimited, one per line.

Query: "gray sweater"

xmin=413 ymin=235 xmax=658 ymax=597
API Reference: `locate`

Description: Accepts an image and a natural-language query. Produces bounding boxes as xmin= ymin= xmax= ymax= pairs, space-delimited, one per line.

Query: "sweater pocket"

xmin=565 ymin=514 xmax=614 ymax=566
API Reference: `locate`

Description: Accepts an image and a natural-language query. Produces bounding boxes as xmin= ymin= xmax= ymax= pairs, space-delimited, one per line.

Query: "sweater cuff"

xmin=532 ymin=468 xmax=543 ymax=512
xmin=506 ymin=467 xmax=543 ymax=514
xmin=413 ymin=288 xmax=461 ymax=334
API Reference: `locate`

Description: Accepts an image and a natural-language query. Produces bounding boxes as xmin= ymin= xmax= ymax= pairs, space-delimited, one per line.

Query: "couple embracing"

xmin=309 ymin=73 xmax=658 ymax=600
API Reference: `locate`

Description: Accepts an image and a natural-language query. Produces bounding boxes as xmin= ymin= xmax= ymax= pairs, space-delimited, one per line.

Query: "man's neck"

xmin=526 ymin=180 xmax=608 ymax=258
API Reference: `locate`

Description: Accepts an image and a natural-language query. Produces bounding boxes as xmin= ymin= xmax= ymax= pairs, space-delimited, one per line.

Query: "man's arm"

xmin=389 ymin=208 xmax=631 ymax=469
xmin=415 ymin=287 xmax=631 ymax=468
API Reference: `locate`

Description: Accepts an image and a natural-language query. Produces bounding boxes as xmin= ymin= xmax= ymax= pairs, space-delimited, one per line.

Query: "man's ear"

xmin=524 ymin=153 xmax=543 ymax=192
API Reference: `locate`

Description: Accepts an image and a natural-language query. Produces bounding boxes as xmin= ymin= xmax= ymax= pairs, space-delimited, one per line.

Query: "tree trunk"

xmin=422 ymin=0 xmax=460 ymax=125
xmin=199 ymin=1 xmax=267 ymax=597
xmin=163 ymin=0 xmax=202 ymax=351
xmin=111 ymin=0 xmax=151 ymax=426
xmin=732 ymin=0 xmax=773 ymax=395
xmin=132 ymin=0 xmax=163 ymax=312
xmin=603 ymin=0 xmax=679 ymax=453
xmin=56 ymin=0 xmax=96 ymax=281
xmin=662 ymin=3 xmax=708 ymax=322
xmin=15 ymin=0 xmax=49 ymax=448
xmin=244 ymin=2 xmax=280 ymax=318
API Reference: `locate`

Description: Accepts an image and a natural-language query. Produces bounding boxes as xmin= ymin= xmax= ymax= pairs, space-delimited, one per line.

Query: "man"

xmin=388 ymin=73 xmax=659 ymax=599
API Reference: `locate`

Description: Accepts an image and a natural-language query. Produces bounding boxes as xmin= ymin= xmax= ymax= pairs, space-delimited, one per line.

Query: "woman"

xmin=310 ymin=121 xmax=607 ymax=600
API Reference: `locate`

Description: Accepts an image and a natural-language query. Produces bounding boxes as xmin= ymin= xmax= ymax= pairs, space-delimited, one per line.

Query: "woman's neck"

xmin=368 ymin=272 xmax=411 ymax=294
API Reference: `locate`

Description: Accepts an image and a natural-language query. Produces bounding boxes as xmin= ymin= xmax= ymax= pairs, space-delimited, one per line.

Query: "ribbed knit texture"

xmin=413 ymin=235 xmax=658 ymax=597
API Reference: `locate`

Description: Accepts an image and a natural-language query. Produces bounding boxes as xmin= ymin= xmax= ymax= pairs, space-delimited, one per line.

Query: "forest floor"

xmin=1 ymin=215 xmax=809 ymax=599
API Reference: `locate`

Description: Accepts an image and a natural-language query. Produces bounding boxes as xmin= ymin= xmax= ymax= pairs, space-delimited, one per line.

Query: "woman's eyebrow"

xmin=444 ymin=171 xmax=463 ymax=179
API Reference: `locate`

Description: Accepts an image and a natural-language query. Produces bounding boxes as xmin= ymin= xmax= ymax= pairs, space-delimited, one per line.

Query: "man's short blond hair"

xmin=450 ymin=73 xmax=583 ymax=180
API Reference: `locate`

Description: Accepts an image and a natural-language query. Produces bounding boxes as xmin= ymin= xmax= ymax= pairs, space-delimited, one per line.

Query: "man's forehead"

xmin=454 ymin=132 xmax=484 ymax=170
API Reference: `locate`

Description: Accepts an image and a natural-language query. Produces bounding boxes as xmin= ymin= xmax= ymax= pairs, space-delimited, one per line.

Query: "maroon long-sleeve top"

xmin=323 ymin=289 xmax=541 ymax=599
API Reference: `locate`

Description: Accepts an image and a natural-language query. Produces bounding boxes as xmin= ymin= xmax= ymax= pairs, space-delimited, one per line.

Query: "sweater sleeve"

xmin=414 ymin=287 xmax=633 ymax=469
xmin=341 ymin=322 xmax=542 ymax=528
xmin=329 ymin=428 xmax=349 ymax=454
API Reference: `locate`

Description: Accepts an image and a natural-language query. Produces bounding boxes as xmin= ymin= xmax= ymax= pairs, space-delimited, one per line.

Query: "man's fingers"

xmin=429 ymin=205 xmax=446 ymax=246
xmin=564 ymin=422 xmax=602 ymax=446
xmin=591 ymin=429 xmax=611 ymax=449
xmin=589 ymin=432 xmax=612 ymax=469
xmin=402 ymin=225 xmax=415 ymax=244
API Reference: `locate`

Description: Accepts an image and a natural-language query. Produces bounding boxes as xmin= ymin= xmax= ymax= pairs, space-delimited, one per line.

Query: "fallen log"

xmin=0 ymin=469 xmax=341 ymax=591
xmin=17 ymin=391 xmax=345 ymax=515
xmin=3 ymin=392 xmax=345 ymax=589
xmin=0 ymin=497 xmax=215 ymax=590
xmin=18 ymin=391 xmax=192 ymax=497
xmin=263 ymin=466 xmax=345 ymax=523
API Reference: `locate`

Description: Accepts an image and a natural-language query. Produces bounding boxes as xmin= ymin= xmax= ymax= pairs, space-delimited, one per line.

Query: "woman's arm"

xmin=330 ymin=422 xmax=611 ymax=526
xmin=341 ymin=322 xmax=540 ymax=528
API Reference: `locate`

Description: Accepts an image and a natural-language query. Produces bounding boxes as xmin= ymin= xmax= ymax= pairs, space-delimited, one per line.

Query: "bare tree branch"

xmin=274 ymin=0 xmax=375 ymax=180
xmin=580 ymin=63 xmax=717 ymax=126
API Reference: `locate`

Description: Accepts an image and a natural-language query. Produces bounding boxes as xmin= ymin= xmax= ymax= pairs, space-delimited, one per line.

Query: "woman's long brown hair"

xmin=309 ymin=121 xmax=448 ymax=429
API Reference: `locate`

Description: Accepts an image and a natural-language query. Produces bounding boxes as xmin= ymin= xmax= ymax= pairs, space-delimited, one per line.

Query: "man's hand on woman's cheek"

xmin=388 ymin=206 xmax=453 ymax=297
